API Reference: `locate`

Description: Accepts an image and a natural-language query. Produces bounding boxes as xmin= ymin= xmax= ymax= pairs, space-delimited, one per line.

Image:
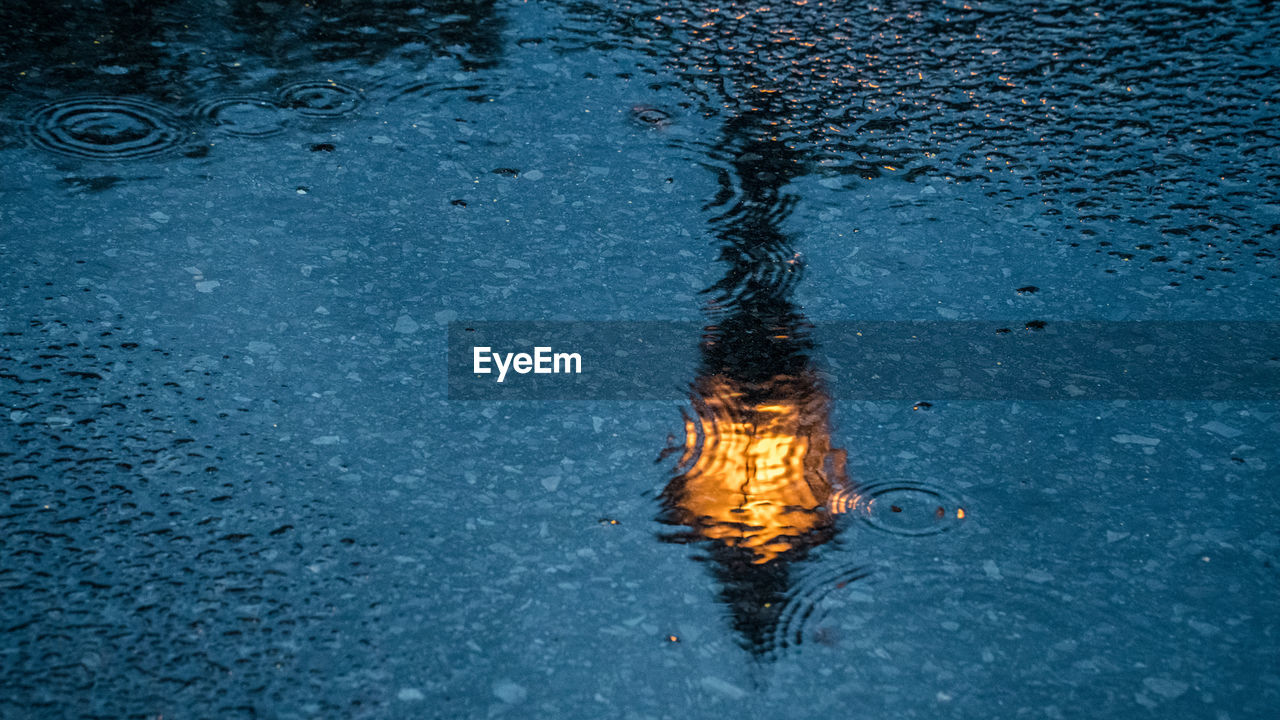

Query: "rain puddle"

xmin=1 ymin=0 xmax=1277 ymax=718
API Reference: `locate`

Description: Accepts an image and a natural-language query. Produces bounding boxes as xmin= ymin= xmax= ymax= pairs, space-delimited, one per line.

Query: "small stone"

xmin=1187 ymin=619 xmax=1218 ymax=636
xmin=1111 ymin=433 xmax=1160 ymax=446
xmin=492 ymin=680 xmax=527 ymax=704
xmin=311 ymin=435 xmax=340 ymax=445
xmin=246 ymin=341 xmax=276 ymax=354
xmin=1024 ymin=569 xmax=1053 ymax=583
xmin=434 ymin=309 xmax=458 ymax=326
xmin=396 ymin=688 xmax=424 ymax=701
xmin=195 ymin=280 xmax=220 ymax=293
xmin=149 ymin=210 xmax=170 ymax=223
xmin=523 ymin=169 xmax=544 ymax=180
xmin=700 ymin=676 xmax=747 ymax=700
xmin=1200 ymin=421 xmax=1242 ymax=438
xmin=394 ymin=315 xmax=420 ymax=334
xmin=541 ymin=475 xmax=560 ymax=492
xmin=1142 ymin=677 xmax=1189 ymax=699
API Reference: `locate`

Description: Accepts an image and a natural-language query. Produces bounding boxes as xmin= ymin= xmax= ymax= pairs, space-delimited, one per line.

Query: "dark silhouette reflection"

xmin=0 ymin=0 xmax=504 ymax=97
xmin=3 ymin=0 xmax=508 ymax=167
xmin=222 ymin=0 xmax=504 ymax=70
xmin=659 ymin=114 xmax=861 ymax=658
xmin=0 ymin=0 xmax=175 ymax=96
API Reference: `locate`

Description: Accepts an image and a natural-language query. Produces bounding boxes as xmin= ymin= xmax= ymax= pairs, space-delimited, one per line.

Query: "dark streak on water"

xmin=652 ymin=103 xmax=901 ymax=658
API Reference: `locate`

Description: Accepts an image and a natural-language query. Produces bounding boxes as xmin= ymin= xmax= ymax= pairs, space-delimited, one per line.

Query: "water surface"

xmin=1 ymin=0 xmax=1278 ymax=718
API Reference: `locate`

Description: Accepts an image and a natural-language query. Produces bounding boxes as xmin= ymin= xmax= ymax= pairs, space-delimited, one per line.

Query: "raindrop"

xmin=832 ymin=480 xmax=966 ymax=537
xmin=194 ymin=96 xmax=287 ymax=137
xmin=25 ymin=96 xmax=189 ymax=160
xmin=277 ymin=81 xmax=362 ymax=118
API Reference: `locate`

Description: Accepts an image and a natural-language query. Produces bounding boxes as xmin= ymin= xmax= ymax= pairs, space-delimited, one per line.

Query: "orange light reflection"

xmin=667 ymin=374 xmax=848 ymax=564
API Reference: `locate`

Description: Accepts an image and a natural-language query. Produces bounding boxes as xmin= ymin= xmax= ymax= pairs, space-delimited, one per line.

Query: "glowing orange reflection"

xmin=662 ymin=370 xmax=848 ymax=564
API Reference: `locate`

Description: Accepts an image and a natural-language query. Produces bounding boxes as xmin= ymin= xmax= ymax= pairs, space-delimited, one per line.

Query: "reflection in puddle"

xmin=660 ymin=358 xmax=874 ymax=657
xmin=663 ymin=369 xmax=846 ymax=566
xmin=653 ymin=92 xmax=976 ymax=653
xmin=657 ymin=118 xmax=889 ymax=658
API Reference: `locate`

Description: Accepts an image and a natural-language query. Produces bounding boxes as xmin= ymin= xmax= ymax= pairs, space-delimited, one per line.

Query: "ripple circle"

xmin=834 ymin=480 xmax=966 ymax=537
xmin=26 ymin=96 xmax=188 ymax=160
xmin=277 ymin=81 xmax=362 ymax=118
xmin=194 ymin=96 xmax=287 ymax=137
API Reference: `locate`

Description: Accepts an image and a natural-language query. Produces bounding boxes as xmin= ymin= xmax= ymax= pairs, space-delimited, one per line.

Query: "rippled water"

xmin=277 ymin=80 xmax=364 ymax=118
xmin=195 ymin=96 xmax=290 ymax=137
xmin=1 ymin=0 xmax=1277 ymax=718
xmin=25 ymin=97 xmax=192 ymax=160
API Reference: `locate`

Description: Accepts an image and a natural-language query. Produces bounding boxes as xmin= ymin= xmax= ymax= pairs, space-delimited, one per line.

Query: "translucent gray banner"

xmin=446 ymin=322 xmax=1280 ymax=401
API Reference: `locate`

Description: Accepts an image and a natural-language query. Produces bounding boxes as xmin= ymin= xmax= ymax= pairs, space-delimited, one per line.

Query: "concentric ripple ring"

xmin=26 ymin=96 xmax=189 ymax=160
xmin=194 ymin=96 xmax=288 ymax=137
xmin=832 ymin=480 xmax=966 ymax=536
xmin=276 ymin=81 xmax=362 ymax=118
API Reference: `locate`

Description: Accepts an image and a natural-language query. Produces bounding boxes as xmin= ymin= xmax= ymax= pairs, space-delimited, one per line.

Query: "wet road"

xmin=2 ymin=0 xmax=1278 ymax=718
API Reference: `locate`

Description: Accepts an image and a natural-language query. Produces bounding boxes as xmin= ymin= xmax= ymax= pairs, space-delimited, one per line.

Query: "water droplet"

xmin=838 ymin=480 xmax=966 ymax=537
xmin=277 ymin=81 xmax=362 ymax=118
xmin=194 ymin=96 xmax=287 ymax=137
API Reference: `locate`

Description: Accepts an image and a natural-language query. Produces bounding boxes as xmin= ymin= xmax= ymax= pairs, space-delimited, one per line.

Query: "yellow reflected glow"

xmin=663 ymin=372 xmax=849 ymax=564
